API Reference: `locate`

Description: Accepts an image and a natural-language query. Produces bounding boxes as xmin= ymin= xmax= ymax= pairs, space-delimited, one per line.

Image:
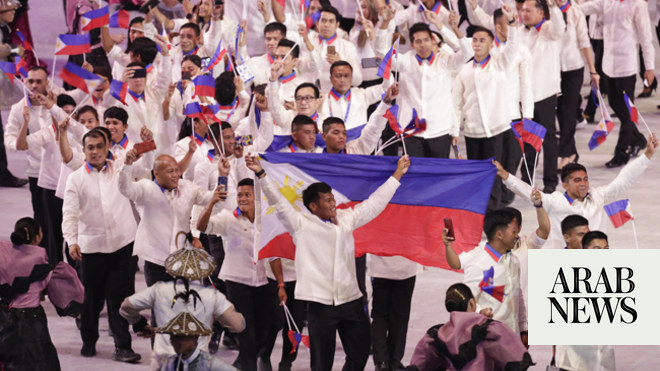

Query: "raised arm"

xmin=546 ymin=3 xmax=566 ymax=41
xmin=602 ymin=134 xmax=657 ymax=202
xmin=531 ymin=187 xmax=550 ymax=241
xmin=246 ymin=154 xmax=303 ymax=233
xmin=348 ymin=84 xmax=398 ymax=154
xmin=442 ymin=227 xmax=461 ymax=269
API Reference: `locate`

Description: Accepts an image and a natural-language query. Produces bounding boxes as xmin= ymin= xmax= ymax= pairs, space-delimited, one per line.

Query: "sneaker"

xmin=576 ymin=119 xmax=587 ymax=130
xmin=80 ymin=344 xmax=96 ymax=357
xmin=112 ymin=348 xmax=141 ymax=363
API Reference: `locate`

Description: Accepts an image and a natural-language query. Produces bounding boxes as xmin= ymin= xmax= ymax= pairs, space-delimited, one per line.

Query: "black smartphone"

xmin=182 ymin=71 xmax=191 ymax=81
xmin=132 ymin=68 xmax=147 ymax=78
xmin=444 ymin=218 xmax=455 ymax=239
xmin=139 ymin=0 xmax=160 ymax=13
xmin=361 ymin=57 xmax=381 ymax=69
xmin=214 ymin=0 xmax=224 ymax=5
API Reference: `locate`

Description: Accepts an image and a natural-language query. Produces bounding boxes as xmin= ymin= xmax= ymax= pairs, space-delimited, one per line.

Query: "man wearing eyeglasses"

xmin=267 ymin=75 xmax=325 ymax=135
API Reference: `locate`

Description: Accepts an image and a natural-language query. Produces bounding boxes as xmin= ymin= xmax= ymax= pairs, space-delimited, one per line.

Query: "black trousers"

xmin=42 ymin=188 xmax=64 ymax=264
xmin=277 ymin=280 xmax=307 ymax=369
xmin=307 ymin=298 xmax=371 ymax=371
xmin=584 ymin=38 xmax=608 ymax=118
xmin=225 ymin=280 xmax=276 ymax=371
xmin=403 ymin=134 xmax=452 ymax=158
xmin=144 ymin=260 xmax=174 ymax=287
xmin=521 ymin=95 xmax=558 ymax=189
xmin=355 ymin=255 xmax=367 ymax=310
xmin=28 ymin=177 xmax=48 ymax=249
xmin=558 ymin=68 xmax=584 ymax=158
xmin=465 ymin=131 xmax=506 ymax=211
xmin=80 ymin=243 xmax=135 ymax=350
xmin=370 ymin=276 xmax=416 ymax=371
xmin=0 ymin=114 xmax=10 ymax=178
xmin=606 ymin=74 xmax=646 ymax=160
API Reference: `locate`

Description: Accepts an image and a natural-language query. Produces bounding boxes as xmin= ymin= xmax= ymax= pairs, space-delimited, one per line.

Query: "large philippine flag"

xmin=255 ymin=153 xmax=495 ymax=269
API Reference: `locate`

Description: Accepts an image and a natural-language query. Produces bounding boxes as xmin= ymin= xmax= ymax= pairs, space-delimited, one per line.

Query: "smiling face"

xmin=563 ymin=170 xmax=590 ymax=201
xmin=104 ymin=117 xmax=127 ymax=144
xmin=221 ymin=127 xmax=236 ymax=156
xmin=154 ymin=156 xmax=180 ymax=190
xmin=237 ymin=185 xmax=255 ymax=214
xmin=310 ymin=191 xmax=336 ymax=220
xmin=496 ymin=220 xmax=520 ymax=251
xmin=179 ymin=27 xmax=199 ymax=53
xmin=78 ymin=111 xmax=99 ymax=130
xmin=295 ymin=87 xmax=318 ymax=116
xmin=412 ymin=30 xmax=433 ymax=59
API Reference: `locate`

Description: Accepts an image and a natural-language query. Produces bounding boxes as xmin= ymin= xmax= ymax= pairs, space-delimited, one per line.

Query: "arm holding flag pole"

xmin=600 ymin=133 xmax=657 ymax=203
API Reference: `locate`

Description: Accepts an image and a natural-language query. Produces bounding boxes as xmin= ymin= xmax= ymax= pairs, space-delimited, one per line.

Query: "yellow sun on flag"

xmin=265 ymin=175 xmax=304 ymax=214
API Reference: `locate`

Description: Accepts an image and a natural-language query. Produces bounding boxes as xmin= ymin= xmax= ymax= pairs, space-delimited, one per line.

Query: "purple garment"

xmin=409 ymin=311 xmax=531 ymax=371
xmin=0 ymin=241 xmax=83 ymax=312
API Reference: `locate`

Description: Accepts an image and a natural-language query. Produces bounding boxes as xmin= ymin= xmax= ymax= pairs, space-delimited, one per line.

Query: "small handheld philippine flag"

xmin=205 ymin=40 xmax=227 ymax=72
xmin=109 ymin=9 xmax=130 ymax=29
xmin=588 ymin=118 xmax=615 ymax=150
xmin=193 ymin=74 xmax=216 ymax=97
xmin=511 ymin=119 xmax=546 ymax=152
xmin=16 ymin=29 xmax=32 ymax=51
xmin=80 ymin=6 xmax=109 ymax=31
xmin=604 ymin=199 xmax=633 ymax=228
xmin=0 ymin=61 xmax=16 ymax=83
xmin=623 ymin=92 xmax=638 ymax=125
xmin=109 ymin=80 xmax=128 ymax=105
xmin=184 ymin=102 xmax=209 ymax=125
xmin=377 ymin=38 xmax=398 ymax=79
xmin=55 ymin=34 xmax=91 ymax=55
xmin=60 ymin=62 xmax=103 ymax=94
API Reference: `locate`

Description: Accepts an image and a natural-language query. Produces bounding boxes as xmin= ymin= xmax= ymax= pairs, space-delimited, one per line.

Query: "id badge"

xmin=236 ymin=63 xmax=255 ymax=84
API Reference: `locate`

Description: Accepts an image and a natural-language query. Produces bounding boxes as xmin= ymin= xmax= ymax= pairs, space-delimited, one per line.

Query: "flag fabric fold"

xmin=588 ymin=118 xmax=615 ymax=150
xmin=193 ymin=74 xmax=216 ymax=97
xmin=80 ymin=6 xmax=109 ymax=31
xmin=511 ymin=118 xmax=546 ymax=152
xmin=109 ymin=80 xmax=128 ymax=105
xmin=59 ymin=62 xmax=103 ymax=93
xmin=0 ymin=61 xmax=16 ymax=83
xmin=55 ymin=34 xmax=91 ymax=55
xmin=256 ymin=153 xmax=496 ymax=269
xmin=184 ymin=102 xmax=209 ymax=125
xmin=109 ymin=9 xmax=130 ymax=28
xmin=623 ymin=92 xmax=638 ymax=125
xmin=377 ymin=38 xmax=398 ymax=78
xmin=205 ymin=40 xmax=227 ymax=72
xmin=16 ymin=29 xmax=32 ymax=51
xmin=604 ymin=199 xmax=633 ymax=228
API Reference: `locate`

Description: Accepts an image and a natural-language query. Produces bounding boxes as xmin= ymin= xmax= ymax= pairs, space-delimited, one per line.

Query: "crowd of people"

xmin=0 ymin=0 xmax=659 ymax=370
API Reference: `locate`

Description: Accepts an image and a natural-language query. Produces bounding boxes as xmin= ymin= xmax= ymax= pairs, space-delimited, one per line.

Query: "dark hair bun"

xmin=10 ymin=230 xmax=27 ymax=245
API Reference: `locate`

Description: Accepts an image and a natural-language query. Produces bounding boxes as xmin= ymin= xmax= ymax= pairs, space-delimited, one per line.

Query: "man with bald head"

xmin=118 ymin=152 xmax=224 ymax=286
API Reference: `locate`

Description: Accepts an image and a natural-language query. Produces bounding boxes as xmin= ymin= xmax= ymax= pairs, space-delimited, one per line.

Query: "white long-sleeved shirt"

xmin=581 ymin=0 xmax=655 ymax=78
xmin=266 ymin=80 xmax=325 ymax=134
xmin=559 ymin=2 xmax=591 ymax=72
xmin=118 ymin=166 xmax=213 ymax=266
xmin=260 ymin=174 xmax=400 ymax=305
xmin=455 ymin=27 xmax=519 ymax=138
xmin=261 ymin=71 xmax=309 ymax=135
xmin=62 ymin=159 xmax=137 ymax=254
xmin=503 ymin=155 xmax=651 ymax=248
xmin=175 ymin=134 xmax=215 ymax=182
xmin=518 ymin=7 xmax=566 ymax=102
xmin=302 ymin=30 xmax=363 ymax=91
xmin=368 ymin=255 xmax=422 ymax=280
xmin=393 ymin=29 xmax=473 ymax=139
xmin=205 ymin=209 xmax=268 ymax=287
xmin=341 ymin=100 xmax=391 ymax=155
xmin=461 ymin=243 xmax=527 ymax=333
xmin=4 ymin=99 xmax=52 ymax=178
xmin=321 ymin=83 xmax=387 ymax=130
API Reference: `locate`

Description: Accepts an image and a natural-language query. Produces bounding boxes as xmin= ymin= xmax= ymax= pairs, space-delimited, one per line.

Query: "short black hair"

xmin=126 ymin=16 xmax=145 ymax=52
xmin=409 ymin=22 xmax=432 ymax=43
xmin=484 ymin=209 xmax=517 ymax=241
xmin=278 ymin=39 xmax=300 ymax=59
xmin=252 ymin=83 xmax=266 ymax=96
xmin=29 ymin=65 xmax=48 ymax=77
xmin=215 ymin=71 xmax=236 ymax=105
xmin=322 ymin=117 xmax=344 ymax=134
xmin=330 ymin=60 xmax=352 ymax=75
xmin=104 ymin=106 xmax=129 ymax=125
xmin=128 ymin=37 xmax=158 ymax=65
xmin=502 ymin=207 xmax=522 ymax=228
xmin=57 ymin=94 xmax=76 ymax=108
xmin=527 ymin=0 xmax=550 ymax=19
xmin=319 ymin=6 xmax=341 ymax=23
xmin=295 ymin=82 xmax=320 ymax=99
xmin=180 ymin=22 xmax=201 ymax=37
xmin=561 ymin=163 xmax=587 ymax=183
xmin=561 ymin=214 xmax=589 ymax=235
xmin=303 ymin=182 xmax=333 ymax=211
xmin=445 ymin=283 xmax=474 ymax=313
xmin=493 ymin=8 xmax=505 ymax=24
xmin=82 ymin=127 xmax=108 ymax=146
xmin=93 ymin=65 xmax=112 ymax=82
xmin=264 ymin=22 xmax=287 ymax=36
xmin=472 ymin=26 xmax=494 ymax=40
xmin=126 ymin=61 xmax=146 ymax=70
xmin=182 ymin=54 xmax=202 ymax=68
xmin=95 ymin=126 xmax=112 ymax=144
xmin=77 ymin=105 xmax=99 ymax=121
xmin=238 ymin=178 xmax=254 ymax=188
xmin=581 ymin=231 xmax=608 ymax=249
xmin=291 ymin=115 xmax=318 ymax=132
xmin=430 ymin=30 xmax=444 ymax=46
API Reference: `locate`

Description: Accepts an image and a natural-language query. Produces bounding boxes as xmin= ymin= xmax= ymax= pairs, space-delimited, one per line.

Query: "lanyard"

xmin=328 ymin=88 xmax=351 ymax=122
